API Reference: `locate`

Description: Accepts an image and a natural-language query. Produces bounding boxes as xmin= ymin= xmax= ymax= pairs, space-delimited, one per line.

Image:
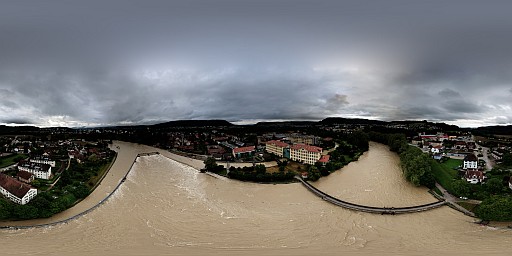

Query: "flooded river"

xmin=1 ymin=141 xmax=510 ymax=255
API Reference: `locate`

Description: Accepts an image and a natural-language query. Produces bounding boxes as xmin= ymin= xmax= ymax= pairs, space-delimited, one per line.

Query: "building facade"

xmin=265 ymin=140 xmax=289 ymax=157
xmin=290 ymin=144 xmax=322 ymax=165
xmin=29 ymin=156 xmax=56 ymax=167
xmin=0 ymin=173 xmax=38 ymax=205
xmin=232 ymin=146 xmax=256 ymax=159
xmin=18 ymin=162 xmax=52 ymax=180
xmin=463 ymin=154 xmax=478 ymax=170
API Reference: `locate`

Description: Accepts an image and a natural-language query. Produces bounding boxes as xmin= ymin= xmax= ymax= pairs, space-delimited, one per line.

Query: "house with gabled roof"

xmin=0 ymin=173 xmax=37 ymax=205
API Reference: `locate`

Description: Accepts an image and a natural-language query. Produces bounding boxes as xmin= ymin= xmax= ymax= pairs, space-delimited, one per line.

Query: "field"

xmin=431 ymin=158 xmax=461 ymax=193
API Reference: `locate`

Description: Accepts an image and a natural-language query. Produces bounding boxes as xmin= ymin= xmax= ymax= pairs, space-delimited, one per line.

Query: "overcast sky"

xmin=1 ymin=0 xmax=512 ymax=127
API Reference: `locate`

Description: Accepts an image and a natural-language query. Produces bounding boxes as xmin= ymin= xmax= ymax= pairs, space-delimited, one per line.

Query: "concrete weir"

xmin=296 ymin=176 xmax=446 ymax=215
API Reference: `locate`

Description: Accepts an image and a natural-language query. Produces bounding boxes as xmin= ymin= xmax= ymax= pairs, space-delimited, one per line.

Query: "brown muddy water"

xmin=1 ymin=141 xmax=510 ymax=255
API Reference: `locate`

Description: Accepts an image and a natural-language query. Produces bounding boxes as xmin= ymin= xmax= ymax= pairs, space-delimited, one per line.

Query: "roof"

xmin=290 ymin=144 xmax=322 ymax=153
xmin=17 ymin=170 xmax=34 ymax=180
xmin=266 ymin=140 xmax=289 ymax=148
xmin=465 ymin=170 xmax=484 ymax=180
xmin=0 ymin=173 xmax=33 ymax=199
xmin=463 ymin=153 xmax=478 ymax=162
xmin=233 ymin=146 xmax=255 ymax=154
xmin=318 ymin=155 xmax=330 ymax=163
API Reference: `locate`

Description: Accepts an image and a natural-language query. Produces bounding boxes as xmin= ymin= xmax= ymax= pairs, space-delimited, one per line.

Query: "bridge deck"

xmin=296 ymin=176 xmax=446 ymax=214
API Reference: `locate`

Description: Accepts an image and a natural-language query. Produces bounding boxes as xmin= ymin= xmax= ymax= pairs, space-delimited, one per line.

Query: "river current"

xmin=1 ymin=141 xmax=510 ymax=255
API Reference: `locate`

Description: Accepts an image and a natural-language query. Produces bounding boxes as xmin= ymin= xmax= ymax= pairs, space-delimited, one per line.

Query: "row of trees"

xmin=227 ymin=165 xmax=296 ymax=183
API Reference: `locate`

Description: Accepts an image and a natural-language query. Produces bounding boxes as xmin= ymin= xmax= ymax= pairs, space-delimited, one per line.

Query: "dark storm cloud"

xmin=1 ymin=0 xmax=512 ymax=127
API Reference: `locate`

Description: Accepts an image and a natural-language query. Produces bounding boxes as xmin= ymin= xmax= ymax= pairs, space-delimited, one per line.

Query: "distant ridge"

xmin=151 ymin=119 xmax=234 ymax=128
xmin=319 ymin=117 xmax=387 ymax=125
xmin=254 ymin=121 xmax=317 ymax=127
xmin=473 ymin=125 xmax=512 ymax=135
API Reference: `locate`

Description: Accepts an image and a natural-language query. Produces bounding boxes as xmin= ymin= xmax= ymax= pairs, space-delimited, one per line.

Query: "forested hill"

xmin=472 ymin=125 xmax=512 ymax=135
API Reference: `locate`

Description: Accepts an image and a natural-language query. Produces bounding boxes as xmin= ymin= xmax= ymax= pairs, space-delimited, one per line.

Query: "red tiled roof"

xmin=318 ymin=155 xmax=330 ymax=163
xmin=266 ymin=140 xmax=289 ymax=148
xmin=464 ymin=153 xmax=478 ymax=162
xmin=290 ymin=144 xmax=322 ymax=153
xmin=0 ymin=173 xmax=33 ymax=199
xmin=465 ymin=170 xmax=484 ymax=180
xmin=17 ymin=170 xmax=34 ymax=180
xmin=233 ymin=146 xmax=255 ymax=154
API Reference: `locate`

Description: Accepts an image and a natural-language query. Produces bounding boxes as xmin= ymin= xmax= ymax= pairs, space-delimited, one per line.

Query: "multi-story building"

xmin=288 ymin=134 xmax=319 ymax=145
xmin=232 ymin=146 xmax=255 ymax=159
xmin=30 ymin=156 xmax=56 ymax=167
xmin=463 ymin=154 xmax=478 ymax=170
xmin=290 ymin=144 xmax=322 ymax=165
xmin=18 ymin=162 xmax=52 ymax=180
xmin=0 ymin=173 xmax=38 ymax=205
xmin=265 ymin=140 xmax=290 ymax=158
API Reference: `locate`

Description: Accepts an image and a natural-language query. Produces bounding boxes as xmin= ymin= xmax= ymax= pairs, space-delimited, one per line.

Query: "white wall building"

xmin=463 ymin=154 xmax=478 ymax=170
xmin=0 ymin=173 xmax=38 ymax=205
xmin=265 ymin=140 xmax=289 ymax=157
xmin=18 ymin=162 xmax=52 ymax=180
xmin=30 ymin=156 xmax=56 ymax=168
xmin=290 ymin=144 xmax=322 ymax=165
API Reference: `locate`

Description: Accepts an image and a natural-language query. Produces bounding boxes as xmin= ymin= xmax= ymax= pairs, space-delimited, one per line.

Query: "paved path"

xmin=435 ymin=183 xmax=476 ymax=217
xmin=297 ymin=176 xmax=447 ymax=215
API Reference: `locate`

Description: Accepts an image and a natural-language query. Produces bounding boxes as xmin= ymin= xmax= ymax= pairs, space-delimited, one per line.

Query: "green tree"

xmin=502 ymin=153 xmax=512 ymax=167
xmin=476 ymin=196 xmax=512 ymax=221
xmin=203 ymin=157 xmax=217 ymax=171
xmin=451 ymin=179 xmax=471 ymax=197
xmin=255 ymin=164 xmax=266 ymax=174
xmin=484 ymin=178 xmax=503 ymax=194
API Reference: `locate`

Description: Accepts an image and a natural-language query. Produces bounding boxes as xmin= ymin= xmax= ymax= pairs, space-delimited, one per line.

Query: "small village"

xmin=1 ymin=119 xmax=512 ymax=221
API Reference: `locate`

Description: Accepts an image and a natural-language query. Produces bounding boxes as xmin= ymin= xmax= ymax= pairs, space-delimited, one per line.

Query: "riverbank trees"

xmin=476 ymin=196 xmax=512 ymax=221
xmin=369 ymin=132 xmax=435 ymax=188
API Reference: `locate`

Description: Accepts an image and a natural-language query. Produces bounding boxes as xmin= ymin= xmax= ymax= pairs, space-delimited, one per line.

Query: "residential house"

xmin=290 ymin=144 xmax=323 ymax=165
xmin=318 ymin=155 xmax=330 ymax=166
xmin=465 ymin=170 xmax=484 ymax=184
xmin=463 ymin=153 xmax=484 ymax=184
xmin=463 ymin=154 xmax=478 ymax=170
xmin=0 ymin=173 xmax=38 ymax=205
xmin=17 ymin=170 xmax=34 ymax=183
xmin=433 ymin=153 xmax=443 ymax=160
xmin=431 ymin=146 xmax=442 ymax=154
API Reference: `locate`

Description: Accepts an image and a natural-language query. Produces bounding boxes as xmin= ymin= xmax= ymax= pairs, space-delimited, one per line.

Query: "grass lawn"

xmin=0 ymin=154 xmax=27 ymax=168
xmin=265 ymin=161 xmax=305 ymax=174
xmin=431 ymin=158 xmax=461 ymax=193
xmin=456 ymin=201 xmax=479 ymax=213
xmin=442 ymin=158 xmax=462 ymax=169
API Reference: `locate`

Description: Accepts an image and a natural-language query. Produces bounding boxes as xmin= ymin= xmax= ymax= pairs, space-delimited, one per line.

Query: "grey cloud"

xmin=438 ymin=89 xmax=461 ymax=98
xmin=1 ymin=1 xmax=512 ymax=127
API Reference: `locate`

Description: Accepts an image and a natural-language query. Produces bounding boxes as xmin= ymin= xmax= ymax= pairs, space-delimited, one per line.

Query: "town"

xmin=1 ymin=118 xmax=511 ymax=221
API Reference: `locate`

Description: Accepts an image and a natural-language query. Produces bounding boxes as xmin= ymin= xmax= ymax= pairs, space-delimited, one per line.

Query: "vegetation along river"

xmin=1 ymin=141 xmax=510 ymax=255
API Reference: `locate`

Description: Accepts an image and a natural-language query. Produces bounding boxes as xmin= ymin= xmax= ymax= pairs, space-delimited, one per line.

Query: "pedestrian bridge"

xmin=296 ymin=176 xmax=446 ymax=215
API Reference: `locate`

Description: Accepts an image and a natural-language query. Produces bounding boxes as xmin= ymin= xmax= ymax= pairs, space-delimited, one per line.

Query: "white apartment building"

xmin=18 ymin=162 xmax=52 ymax=180
xmin=290 ymin=144 xmax=323 ymax=165
xmin=30 ymin=156 xmax=56 ymax=167
xmin=265 ymin=140 xmax=289 ymax=157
